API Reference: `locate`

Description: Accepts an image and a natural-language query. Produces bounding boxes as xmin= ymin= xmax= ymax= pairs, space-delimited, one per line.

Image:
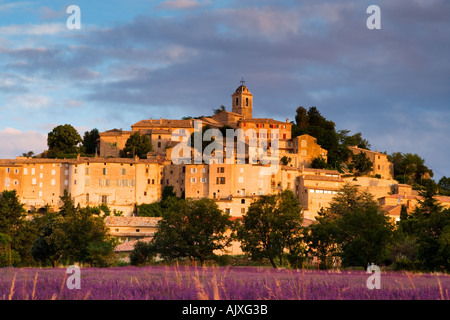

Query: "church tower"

xmin=232 ymin=77 xmax=253 ymax=119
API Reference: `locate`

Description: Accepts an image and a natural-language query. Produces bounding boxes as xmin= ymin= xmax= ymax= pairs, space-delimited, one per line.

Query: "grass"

xmin=0 ymin=265 xmax=449 ymax=300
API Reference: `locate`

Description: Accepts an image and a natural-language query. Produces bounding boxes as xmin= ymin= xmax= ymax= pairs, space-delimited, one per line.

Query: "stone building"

xmin=347 ymin=146 xmax=394 ymax=179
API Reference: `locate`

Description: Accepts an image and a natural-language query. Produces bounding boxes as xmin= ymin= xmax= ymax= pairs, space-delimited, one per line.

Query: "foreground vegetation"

xmin=1 ymin=266 xmax=449 ymax=300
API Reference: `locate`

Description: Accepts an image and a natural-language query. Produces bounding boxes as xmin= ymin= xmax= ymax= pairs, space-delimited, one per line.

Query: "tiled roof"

xmin=105 ymin=216 xmax=161 ymax=227
xmin=238 ymin=118 xmax=288 ymax=125
xmin=303 ymin=175 xmax=343 ymax=182
xmin=114 ymin=238 xmax=153 ymax=252
xmin=132 ymin=119 xmax=193 ymax=128
xmin=99 ymin=129 xmax=133 ymax=136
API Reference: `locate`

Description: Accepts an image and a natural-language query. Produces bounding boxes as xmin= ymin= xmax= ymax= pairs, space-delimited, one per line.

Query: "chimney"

xmin=160 ymin=117 xmax=162 ymax=124
xmin=286 ymin=118 xmax=289 ymax=123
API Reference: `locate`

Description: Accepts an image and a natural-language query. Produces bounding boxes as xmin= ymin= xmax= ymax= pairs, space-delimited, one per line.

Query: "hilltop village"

xmin=1 ymin=82 xmax=449 ymax=255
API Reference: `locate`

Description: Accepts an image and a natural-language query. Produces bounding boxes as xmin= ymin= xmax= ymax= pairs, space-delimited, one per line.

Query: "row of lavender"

xmin=0 ymin=266 xmax=449 ymax=300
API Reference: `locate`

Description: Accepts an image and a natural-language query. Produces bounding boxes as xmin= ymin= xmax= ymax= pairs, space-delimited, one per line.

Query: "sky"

xmin=0 ymin=0 xmax=449 ymax=181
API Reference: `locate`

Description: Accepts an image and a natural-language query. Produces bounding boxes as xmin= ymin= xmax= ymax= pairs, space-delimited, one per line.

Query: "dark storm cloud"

xmin=1 ymin=0 xmax=448 ymax=176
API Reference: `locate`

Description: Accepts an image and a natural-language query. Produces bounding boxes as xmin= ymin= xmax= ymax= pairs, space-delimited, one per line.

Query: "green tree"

xmin=120 ymin=132 xmax=152 ymax=159
xmin=47 ymin=124 xmax=82 ymax=157
xmin=31 ymin=192 xmax=117 ymax=267
xmin=236 ymin=190 xmax=304 ymax=268
xmin=306 ymin=184 xmax=394 ymax=268
xmin=152 ymin=198 xmax=233 ymax=265
xmin=130 ymin=241 xmax=155 ymax=266
xmin=82 ymin=128 xmax=100 ymax=155
xmin=350 ymin=152 xmax=373 ymax=176
xmin=388 ymin=152 xmax=433 ymax=185
xmin=438 ymin=176 xmax=450 ymax=195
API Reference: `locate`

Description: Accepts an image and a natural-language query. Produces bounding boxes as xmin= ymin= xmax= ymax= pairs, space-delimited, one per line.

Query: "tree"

xmin=236 ymin=190 xmax=304 ymax=268
xmin=82 ymin=128 xmax=100 ymax=155
xmin=397 ymin=184 xmax=450 ymax=271
xmin=311 ymin=156 xmax=328 ymax=169
xmin=130 ymin=241 xmax=155 ymax=266
xmin=305 ymin=183 xmax=394 ymax=268
xmin=350 ymin=152 xmax=373 ymax=176
xmin=152 ymin=198 xmax=233 ymax=265
xmin=47 ymin=124 xmax=82 ymax=157
xmin=213 ymin=105 xmax=226 ymax=115
xmin=31 ymin=192 xmax=117 ymax=267
xmin=388 ymin=152 xmax=433 ymax=185
xmin=438 ymin=176 xmax=450 ymax=195
xmin=120 ymin=132 xmax=152 ymax=159
xmin=21 ymin=151 xmax=34 ymax=157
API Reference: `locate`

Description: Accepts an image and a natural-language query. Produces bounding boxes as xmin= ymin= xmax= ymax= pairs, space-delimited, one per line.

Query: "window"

xmin=74 ymin=180 xmax=77 ymax=185
xmin=39 ymin=173 xmax=43 ymax=179
xmin=31 ymin=168 xmax=35 ymax=175
xmin=241 ymin=199 xmax=245 ymax=204
xmin=4 ymin=178 xmax=10 ymax=187
xmin=190 ymin=177 xmax=197 ymax=183
xmin=158 ymin=142 xmax=161 ymax=148
xmin=191 ymin=168 xmax=197 ymax=173
xmin=86 ymin=193 xmax=90 ymax=203
xmin=6 ymin=168 xmax=10 ymax=173
xmin=158 ymin=135 xmax=161 ymax=139
xmin=14 ymin=169 xmax=19 ymax=174
xmin=216 ymin=177 xmax=226 ymax=184
xmin=246 ymin=98 xmax=249 ymax=106
xmin=121 ymin=168 xmax=126 ymax=175
xmin=23 ymin=168 xmax=28 ymax=175
xmin=74 ymin=169 xmax=77 ymax=174
xmin=136 ymin=229 xmax=140 ymax=233
xmin=241 ymin=208 xmax=245 ymax=214
xmin=238 ymin=177 xmax=244 ymax=183
xmin=201 ymin=178 xmax=207 ymax=183
xmin=217 ymin=167 xmax=225 ymax=173
xmin=101 ymin=195 xmax=108 ymax=204
xmin=14 ymin=180 xmax=18 ymax=186
xmin=103 ymin=168 xmax=107 ymax=175
xmin=235 ymin=97 xmax=239 ymax=105
xmin=86 ymin=168 xmax=90 ymax=175
xmin=144 ymin=191 xmax=147 ymax=196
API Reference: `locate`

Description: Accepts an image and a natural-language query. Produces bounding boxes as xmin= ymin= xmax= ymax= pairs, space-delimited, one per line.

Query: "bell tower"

xmin=232 ymin=77 xmax=253 ymax=119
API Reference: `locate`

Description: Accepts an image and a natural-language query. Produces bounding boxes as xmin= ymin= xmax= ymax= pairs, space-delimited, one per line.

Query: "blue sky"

xmin=0 ymin=0 xmax=449 ymax=180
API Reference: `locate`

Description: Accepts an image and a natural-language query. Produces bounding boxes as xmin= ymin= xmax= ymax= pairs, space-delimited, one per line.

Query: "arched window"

xmin=236 ymin=97 xmax=239 ymax=106
xmin=246 ymin=98 xmax=249 ymax=106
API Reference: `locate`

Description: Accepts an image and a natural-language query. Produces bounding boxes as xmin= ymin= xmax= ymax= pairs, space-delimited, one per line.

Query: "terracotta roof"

xmin=303 ymin=175 xmax=343 ymax=182
xmin=105 ymin=216 xmax=161 ymax=227
xmin=99 ymin=129 xmax=133 ymax=136
xmin=301 ymin=168 xmax=340 ymax=175
xmin=238 ymin=118 xmax=288 ymax=125
xmin=0 ymin=157 xmax=161 ymax=165
xmin=382 ymin=205 xmax=402 ymax=215
xmin=132 ymin=119 xmax=193 ymax=128
xmin=114 ymin=238 xmax=153 ymax=252
xmin=348 ymin=146 xmax=386 ymax=155
xmin=302 ymin=218 xmax=316 ymax=227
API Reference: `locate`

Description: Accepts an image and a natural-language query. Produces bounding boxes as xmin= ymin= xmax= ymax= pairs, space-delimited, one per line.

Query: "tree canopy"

xmin=236 ymin=190 xmax=304 ymax=268
xmin=120 ymin=132 xmax=152 ymax=159
xmin=47 ymin=124 xmax=82 ymax=157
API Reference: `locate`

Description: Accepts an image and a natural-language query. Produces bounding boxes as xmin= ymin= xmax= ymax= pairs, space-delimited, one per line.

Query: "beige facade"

xmin=297 ymin=168 xmax=344 ymax=220
xmin=98 ymin=129 xmax=132 ymax=158
xmin=347 ymin=146 xmax=394 ymax=179
xmin=0 ymin=157 xmax=162 ymax=215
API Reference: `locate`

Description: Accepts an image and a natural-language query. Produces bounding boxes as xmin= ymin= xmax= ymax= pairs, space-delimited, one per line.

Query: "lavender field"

xmin=0 ymin=266 xmax=449 ymax=300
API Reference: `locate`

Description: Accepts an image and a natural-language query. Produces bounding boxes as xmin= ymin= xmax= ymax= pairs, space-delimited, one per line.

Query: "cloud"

xmin=0 ymin=23 xmax=66 ymax=36
xmin=158 ymin=0 xmax=206 ymax=9
xmin=0 ymin=127 xmax=47 ymax=158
